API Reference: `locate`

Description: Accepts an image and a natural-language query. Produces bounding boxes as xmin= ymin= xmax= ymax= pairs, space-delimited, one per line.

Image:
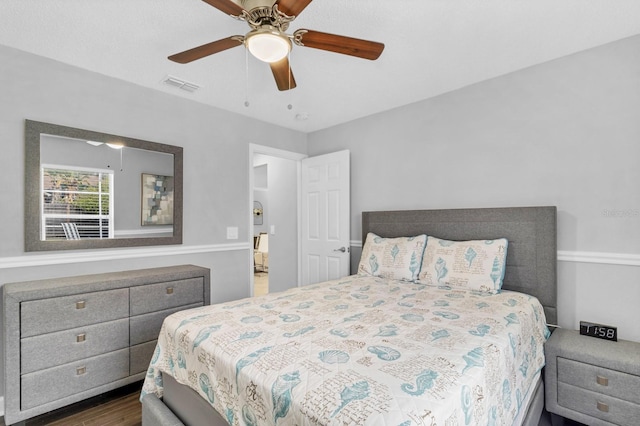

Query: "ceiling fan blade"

xmin=168 ymin=36 xmax=243 ymax=64
xmin=201 ymin=0 xmax=245 ymax=16
xmin=276 ymin=0 xmax=312 ymax=17
xmin=270 ymin=57 xmax=297 ymax=91
xmin=294 ymin=29 xmax=384 ymax=60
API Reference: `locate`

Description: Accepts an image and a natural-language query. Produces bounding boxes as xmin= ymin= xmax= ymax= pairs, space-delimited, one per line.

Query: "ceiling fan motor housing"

xmin=240 ymin=1 xmax=293 ymax=32
xmin=240 ymin=0 xmax=278 ymax=12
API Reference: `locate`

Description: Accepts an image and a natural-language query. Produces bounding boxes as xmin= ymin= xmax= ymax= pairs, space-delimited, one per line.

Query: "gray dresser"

xmin=3 ymin=264 xmax=210 ymax=425
xmin=545 ymin=328 xmax=640 ymax=426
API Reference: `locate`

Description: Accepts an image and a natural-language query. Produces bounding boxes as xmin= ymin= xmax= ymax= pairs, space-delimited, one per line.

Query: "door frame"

xmin=248 ymin=144 xmax=307 ymax=296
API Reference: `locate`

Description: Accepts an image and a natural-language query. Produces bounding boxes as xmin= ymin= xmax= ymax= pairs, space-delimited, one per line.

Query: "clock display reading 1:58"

xmin=579 ymin=321 xmax=617 ymax=341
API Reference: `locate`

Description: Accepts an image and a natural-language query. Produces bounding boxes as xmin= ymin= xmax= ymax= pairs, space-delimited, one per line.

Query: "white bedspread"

xmin=142 ymin=275 xmax=549 ymax=425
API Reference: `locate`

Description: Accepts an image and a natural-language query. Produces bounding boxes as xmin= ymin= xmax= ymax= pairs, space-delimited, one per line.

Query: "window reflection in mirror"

xmin=42 ymin=165 xmax=114 ymax=240
xmin=25 ymin=120 xmax=183 ymax=251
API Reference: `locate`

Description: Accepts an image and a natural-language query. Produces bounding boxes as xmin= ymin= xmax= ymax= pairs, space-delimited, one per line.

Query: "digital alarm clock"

xmin=579 ymin=321 xmax=617 ymax=341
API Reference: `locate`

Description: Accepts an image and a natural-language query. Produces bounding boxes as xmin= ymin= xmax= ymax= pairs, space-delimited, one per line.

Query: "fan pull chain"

xmin=244 ymin=48 xmax=250 ymax=107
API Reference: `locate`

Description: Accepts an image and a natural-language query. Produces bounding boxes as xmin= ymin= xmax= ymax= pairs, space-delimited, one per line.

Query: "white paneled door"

xmin=301 ymin=150 xmax=350 ymax=285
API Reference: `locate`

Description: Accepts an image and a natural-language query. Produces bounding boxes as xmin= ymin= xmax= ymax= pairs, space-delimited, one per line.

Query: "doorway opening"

xmin=249 ymin=144 xmax=306 ymax=297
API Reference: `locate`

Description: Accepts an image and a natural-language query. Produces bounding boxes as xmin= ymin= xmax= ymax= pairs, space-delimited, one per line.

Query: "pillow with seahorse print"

xmin=357 ymin=233 xmax=427 ymax=281
xmin=418 ymin=236 xmax=508 ymax=294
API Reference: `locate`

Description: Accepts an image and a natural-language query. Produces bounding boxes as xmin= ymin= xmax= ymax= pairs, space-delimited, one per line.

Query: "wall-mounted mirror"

xmin=25 ymin=120 xmax=183 ymax=251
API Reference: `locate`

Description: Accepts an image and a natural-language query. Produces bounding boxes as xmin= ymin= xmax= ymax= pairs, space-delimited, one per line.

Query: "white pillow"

xmin=358 ymin=233 xmax=427 ymax=281
xmin=418 ymin=236 xmax=508 ymax=293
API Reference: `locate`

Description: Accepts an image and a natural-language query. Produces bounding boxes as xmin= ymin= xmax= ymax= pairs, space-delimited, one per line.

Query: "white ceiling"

xmin=1 ymin=1 xmax=640 ymax=133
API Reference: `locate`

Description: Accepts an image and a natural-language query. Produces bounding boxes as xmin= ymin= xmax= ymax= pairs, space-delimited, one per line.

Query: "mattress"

xmin=142 ymin=275 xmax=550 ymax=425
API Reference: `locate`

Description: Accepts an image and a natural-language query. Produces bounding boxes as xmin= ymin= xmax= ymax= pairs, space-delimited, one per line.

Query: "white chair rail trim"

xmin=556 ymin=250 xmax=640 ymax=267
xmin=350 ymin=240 xmax=640 ymax=267
xmin=2 ymin=243 xmax=638 ymax=270
xmin=0 ymin=242 xmax=251 ymax=269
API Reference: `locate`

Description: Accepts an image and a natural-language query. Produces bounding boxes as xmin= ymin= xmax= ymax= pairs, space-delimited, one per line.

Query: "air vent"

xmin=162 ymin=75 xmax=201 ymax=93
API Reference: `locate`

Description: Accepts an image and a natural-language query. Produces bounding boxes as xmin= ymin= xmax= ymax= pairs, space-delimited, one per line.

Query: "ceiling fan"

xmin=168 ymin=0 xmax=385 ymax=91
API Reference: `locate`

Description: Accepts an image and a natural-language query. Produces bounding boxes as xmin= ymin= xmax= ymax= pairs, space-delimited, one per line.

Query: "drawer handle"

xmin=166 ymin=287 xmax=174 ymax=295
xmin=76 ymin=366 xmax=86 ymax=376
xmin=597 ymin=401 xmax=609 ymax=413
xmin=596 ymin=375 xmax=609 ymax=386
xmin=76 ymin=300 xmax=86 ymax=309
xmin=76 ymin=333 xmax=86 ymax=343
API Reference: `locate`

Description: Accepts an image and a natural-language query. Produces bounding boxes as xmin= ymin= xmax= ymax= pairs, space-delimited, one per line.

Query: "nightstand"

xmin=545 ymin=328 xmax=640 ymax=426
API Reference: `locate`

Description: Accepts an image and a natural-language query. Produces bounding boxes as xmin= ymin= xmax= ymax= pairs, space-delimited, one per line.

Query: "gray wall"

xmin=308 ymin=35 xmax=640 ymax=342
xmin=0 ymin=44 xmax=307 ymax=401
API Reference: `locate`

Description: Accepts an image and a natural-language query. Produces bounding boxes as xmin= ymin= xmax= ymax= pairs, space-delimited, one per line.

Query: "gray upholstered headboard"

xmin=362 ymin=206 xmax=557 ymax=325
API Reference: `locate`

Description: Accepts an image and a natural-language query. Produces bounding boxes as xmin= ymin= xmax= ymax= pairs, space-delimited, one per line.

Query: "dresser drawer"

xmin=20 ymin=288 xmax=129 ymax=337
xmin=130 ymin=302 xmax=203 ymax=345
xmin=130 ymin=340 xmax=158 ymax=375
xmin=130 ymin=278 xmax=204 ymax=316
xmin=21 ymin=348 xmax=129 ymax=410
xmin=558 ymin=357 xmax=640 ymax=404
xmin=21 ymin=318 xmax=129 ymax=374
xmin=558 ymin=382 xmax=640 ymax=426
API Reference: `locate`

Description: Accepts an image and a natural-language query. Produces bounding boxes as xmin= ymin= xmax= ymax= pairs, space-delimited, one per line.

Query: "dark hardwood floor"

xmin=1 ymin=383 xmax=142 ymax=426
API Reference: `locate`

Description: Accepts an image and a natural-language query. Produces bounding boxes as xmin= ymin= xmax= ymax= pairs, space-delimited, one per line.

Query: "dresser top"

xmin=3 ymin=264 xmax=209 ymax=301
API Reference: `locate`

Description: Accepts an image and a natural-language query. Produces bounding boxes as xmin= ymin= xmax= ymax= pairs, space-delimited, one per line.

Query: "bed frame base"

xmin=142 ymin=373 xmax=228 ymax=426
xmin=141 ymin=393 xmax=184 ymax=426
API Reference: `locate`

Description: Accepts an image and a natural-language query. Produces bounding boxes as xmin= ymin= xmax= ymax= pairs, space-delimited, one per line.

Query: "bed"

xmin=141 ymin=206 xmax=557 ymax=426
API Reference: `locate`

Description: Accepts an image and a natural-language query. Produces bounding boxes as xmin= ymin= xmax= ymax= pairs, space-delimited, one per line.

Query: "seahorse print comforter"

xmin=142 ymin=275 xmax=550 ymax=426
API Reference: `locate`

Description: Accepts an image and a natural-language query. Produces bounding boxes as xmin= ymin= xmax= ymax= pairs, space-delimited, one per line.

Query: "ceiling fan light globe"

xmin=246 ymin=32 xmax=291 ymax=63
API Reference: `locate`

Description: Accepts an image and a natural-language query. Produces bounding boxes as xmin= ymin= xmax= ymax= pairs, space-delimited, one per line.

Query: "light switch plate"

xmin=226 ymin=226 xmax=238 ymax=240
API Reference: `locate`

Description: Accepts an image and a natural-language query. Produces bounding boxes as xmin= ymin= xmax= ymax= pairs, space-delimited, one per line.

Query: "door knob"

xmin=334 ymin=247 xmax=347 ymax=253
